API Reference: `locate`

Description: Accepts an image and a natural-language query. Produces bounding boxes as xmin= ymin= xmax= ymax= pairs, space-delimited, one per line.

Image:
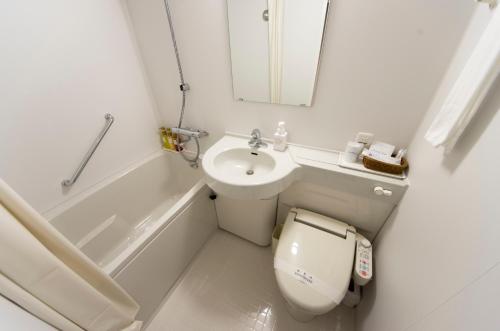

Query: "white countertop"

xmin=226 ymin=132 xmax=410 ymax=188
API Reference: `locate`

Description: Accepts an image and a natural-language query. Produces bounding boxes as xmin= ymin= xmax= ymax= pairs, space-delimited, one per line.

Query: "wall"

xmin=0 ymin=295 xmax=55 ymax=331
xmin=356 ymin=7 xmax=500 ymax=331
xmin=0 ymin=1 xmax=161 ymax=213
xmin=125 ymin=0 xmax=474 ymax=153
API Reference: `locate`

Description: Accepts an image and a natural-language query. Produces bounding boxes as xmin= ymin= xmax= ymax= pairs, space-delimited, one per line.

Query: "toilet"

xmin=274 ymin=208 xmax=360 ymax=322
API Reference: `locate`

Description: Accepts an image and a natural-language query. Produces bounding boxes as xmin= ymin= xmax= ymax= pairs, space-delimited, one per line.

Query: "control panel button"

xmin=354 ymin=234 xmax=373 ymax=287
xmin=361 ymin=238 xmax=371 ymax=248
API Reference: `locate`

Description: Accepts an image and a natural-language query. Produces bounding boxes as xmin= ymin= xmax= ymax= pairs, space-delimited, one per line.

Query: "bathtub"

xmin=48 ymin=151 xmax=218 ymax=321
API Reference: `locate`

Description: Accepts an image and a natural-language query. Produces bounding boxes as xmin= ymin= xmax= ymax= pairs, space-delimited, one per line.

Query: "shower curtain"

xmin=0 ymin=179 xmax=141 ymax=331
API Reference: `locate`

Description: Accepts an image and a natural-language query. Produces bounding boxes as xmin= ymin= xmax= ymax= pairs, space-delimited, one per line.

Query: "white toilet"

xmin=274 ymin=208 xmax=369 ymax=322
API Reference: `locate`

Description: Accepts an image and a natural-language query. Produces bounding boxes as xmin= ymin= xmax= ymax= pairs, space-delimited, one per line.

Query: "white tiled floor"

xmin=146 ymin=230 xmax=355 ymax=331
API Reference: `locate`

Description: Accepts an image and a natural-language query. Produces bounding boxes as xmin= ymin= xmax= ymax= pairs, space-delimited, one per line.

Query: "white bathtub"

xmin=48 ymin=152 xmax=218 ymax=321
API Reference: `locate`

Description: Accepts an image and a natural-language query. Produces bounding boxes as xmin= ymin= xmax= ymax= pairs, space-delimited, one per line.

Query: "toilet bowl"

xmin=274 ymin=208 xmax=357 ymax=322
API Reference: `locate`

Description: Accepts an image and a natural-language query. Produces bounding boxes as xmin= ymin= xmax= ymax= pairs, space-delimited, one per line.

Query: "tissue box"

xmin=369 ymin=142 xmax=395 ymax=156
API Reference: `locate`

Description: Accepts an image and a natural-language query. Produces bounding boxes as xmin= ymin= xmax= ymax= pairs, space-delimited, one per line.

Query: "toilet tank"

xmin=277 ymin=165 xmax=408 ymax=241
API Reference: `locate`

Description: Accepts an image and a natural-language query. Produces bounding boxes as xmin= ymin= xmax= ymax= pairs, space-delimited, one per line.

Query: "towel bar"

xmin=476 ymin=0 xmax=497 ymax=9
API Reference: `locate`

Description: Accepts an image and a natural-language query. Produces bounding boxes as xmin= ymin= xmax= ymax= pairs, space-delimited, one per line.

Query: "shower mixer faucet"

xmin=171 ymin=127 xmax=209 ymax=139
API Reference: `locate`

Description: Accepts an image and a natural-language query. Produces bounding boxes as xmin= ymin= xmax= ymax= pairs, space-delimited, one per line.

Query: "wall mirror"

xmin=227 ymin=0 xmax=330 ymax=107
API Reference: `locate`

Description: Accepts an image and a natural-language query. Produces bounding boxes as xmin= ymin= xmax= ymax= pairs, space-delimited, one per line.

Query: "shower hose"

xmin=163 ymin=0 xmax=200 ymax=168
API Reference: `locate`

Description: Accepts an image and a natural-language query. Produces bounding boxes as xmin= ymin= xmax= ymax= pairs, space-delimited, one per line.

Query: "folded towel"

xmin=425 ymin=7 xmax=500 ymax=153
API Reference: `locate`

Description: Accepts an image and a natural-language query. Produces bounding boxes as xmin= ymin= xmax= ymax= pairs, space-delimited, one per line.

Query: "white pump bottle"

xmin=273 ymin=122 xmax=288 ymax=152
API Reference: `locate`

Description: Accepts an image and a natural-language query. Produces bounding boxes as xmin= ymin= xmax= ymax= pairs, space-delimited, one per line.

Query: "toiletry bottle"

xmin=273 ymin=122 xmax=288 ymax=152
xmin=171 ymin=131 xmax=183 ymax=152
xmin=160 ymin=127 xmax=172 ymax=150
xmin=344 ymin=141 xmax=364 ymax=163
xmin=166 ymin=128 xmax=175 ymax=151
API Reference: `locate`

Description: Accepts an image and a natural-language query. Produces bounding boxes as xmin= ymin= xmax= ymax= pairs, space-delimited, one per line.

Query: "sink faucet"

xmin=249 ymin=129 xmax=268 ymax=149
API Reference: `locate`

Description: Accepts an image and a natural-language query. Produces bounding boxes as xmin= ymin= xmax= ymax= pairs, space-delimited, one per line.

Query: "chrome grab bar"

xmin=62 ymin=113 xmax=114 ymax=187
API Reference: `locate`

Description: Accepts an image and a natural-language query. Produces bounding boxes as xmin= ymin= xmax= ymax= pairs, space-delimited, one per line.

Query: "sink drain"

xmin=246 ymin=170 xmax=254 ymax=175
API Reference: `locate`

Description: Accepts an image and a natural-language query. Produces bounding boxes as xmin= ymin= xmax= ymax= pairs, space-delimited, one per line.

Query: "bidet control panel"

xmin=354 ymin=235 xmax=372 ymax=286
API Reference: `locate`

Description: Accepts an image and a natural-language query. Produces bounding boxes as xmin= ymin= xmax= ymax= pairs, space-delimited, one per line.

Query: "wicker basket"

xmin=362 ymin=156 xmax=409 ymax=175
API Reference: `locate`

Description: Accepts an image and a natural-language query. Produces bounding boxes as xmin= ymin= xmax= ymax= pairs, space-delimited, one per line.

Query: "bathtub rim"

xmin=104 ymin=179 xmax=208 ymax=276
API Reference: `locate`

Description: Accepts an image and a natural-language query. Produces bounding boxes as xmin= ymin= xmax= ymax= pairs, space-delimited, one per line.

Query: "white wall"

xmin=0 ymin=295 xmax=55 ymax=331
xmin=356 ymin=7 xmax=500 ymax=331
xmin=0 ymin=1 xmax=161 ymax=213
xmin=126 ymin=0 xmax=474 ymax=153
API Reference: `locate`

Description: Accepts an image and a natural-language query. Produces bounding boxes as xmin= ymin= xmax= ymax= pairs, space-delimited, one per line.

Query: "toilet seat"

xmin=274 ymin=208 xmax=356 ymax=316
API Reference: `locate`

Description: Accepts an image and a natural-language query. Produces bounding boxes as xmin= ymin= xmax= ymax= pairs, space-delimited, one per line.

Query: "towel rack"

xmin=476 ymin=0 xmax=497 ymax=9
xmin=62 ymin=113 xmax=114 ymax=187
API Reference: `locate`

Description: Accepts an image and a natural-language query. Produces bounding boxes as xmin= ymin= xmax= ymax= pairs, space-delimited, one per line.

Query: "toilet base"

xmin=284 ymin=299 xmax=315 ymax=322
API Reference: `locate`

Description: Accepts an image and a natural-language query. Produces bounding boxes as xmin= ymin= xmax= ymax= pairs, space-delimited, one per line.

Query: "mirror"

xmin=227 ymin=0 xmax=330 ymax=107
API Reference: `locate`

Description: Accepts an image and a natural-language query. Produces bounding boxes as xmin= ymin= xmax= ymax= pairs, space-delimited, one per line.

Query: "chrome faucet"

xmin=248 ymin=129 xmax=268 ymax=149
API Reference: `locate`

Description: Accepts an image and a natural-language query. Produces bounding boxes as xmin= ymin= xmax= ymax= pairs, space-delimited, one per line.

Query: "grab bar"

xmin=62 ymin=113 xmax=114 ymax=187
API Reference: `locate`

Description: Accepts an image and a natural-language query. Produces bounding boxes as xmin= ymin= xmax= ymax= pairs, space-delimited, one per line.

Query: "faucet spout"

xmin=248 ymin=129 xmax=267 ymax=149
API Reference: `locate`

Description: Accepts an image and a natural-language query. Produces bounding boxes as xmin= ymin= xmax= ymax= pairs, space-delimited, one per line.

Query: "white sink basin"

xmin=202 ymin=135 xmax=300 ymax=199
xmin=214 ymin=148 xmax=275 ymax=177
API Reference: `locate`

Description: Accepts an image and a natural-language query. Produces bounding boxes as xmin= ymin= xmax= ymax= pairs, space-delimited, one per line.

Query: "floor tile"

xmin=146 ymin=230 xmax=354 ymax=331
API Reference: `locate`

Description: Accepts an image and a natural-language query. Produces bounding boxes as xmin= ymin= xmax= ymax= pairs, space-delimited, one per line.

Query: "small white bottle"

xmin=273 ymin=121 xmax=288 ymax=152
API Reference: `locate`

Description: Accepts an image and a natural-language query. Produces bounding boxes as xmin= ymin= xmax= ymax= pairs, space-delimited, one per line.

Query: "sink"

xmin=202 ymin=135 xmax=301 ymax=199
xmin=214 ymin=148 xmax=275 ymax=178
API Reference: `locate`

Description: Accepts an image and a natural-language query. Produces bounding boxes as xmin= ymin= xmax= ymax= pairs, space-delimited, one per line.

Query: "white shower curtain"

xmin=0 ymin=179 xmax=141 ymax=331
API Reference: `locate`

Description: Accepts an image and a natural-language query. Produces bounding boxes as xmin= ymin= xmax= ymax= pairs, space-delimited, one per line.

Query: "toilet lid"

xmin=274 ymin=209 xmax=356 ymax=313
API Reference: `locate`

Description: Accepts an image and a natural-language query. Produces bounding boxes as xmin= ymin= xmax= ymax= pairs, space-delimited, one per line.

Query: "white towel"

xmin=425 ymin=7 xmax=500 ymax=153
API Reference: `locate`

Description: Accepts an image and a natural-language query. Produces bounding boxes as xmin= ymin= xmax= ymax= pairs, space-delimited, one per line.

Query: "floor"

xmin=146 ymin=230 xmax=355 ymax=331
